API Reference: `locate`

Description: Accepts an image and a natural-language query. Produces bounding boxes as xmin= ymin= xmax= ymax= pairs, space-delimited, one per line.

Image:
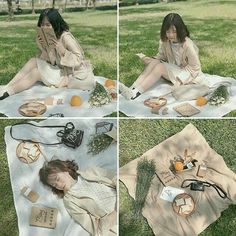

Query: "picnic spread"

xmin=120 ymin=124 xmax=236 ymax=236
xmin=0 ymin=77 xmax=117 ymax=117
xmin=5 ymin=119 xmax=117 ymax=236
xmin=119 ymin=74 xmax=236 ymax=117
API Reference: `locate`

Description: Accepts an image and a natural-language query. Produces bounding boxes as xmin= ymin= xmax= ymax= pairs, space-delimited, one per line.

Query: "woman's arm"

xmin=153 ymin=40 xmax=167 ymax=62
xmin=57 ymin=32 xmax=84 ymax=68
xmin=65 ymin=204 xmax=100 ymax=236
xmin=183 ymin=43 xmax=201 ymax=79
xmin=137 ymin=40 xmax=166 ymax=65
xmin=36 ymin=35 xmax=49 ymax=61
xmin=79 ymin=167 xmax=117 ymax=188
xmin=64 ymin=195 xmax=112 ymax=236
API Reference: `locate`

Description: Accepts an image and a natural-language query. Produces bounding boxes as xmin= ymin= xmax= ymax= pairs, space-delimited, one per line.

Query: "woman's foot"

xmin=131 ymin=88 xmax=141 ymax=100
xmin=119 ymin=83 xmax=141 ymax=100
xmin=0 ymin=86 xmax=9 ymax=100
xmin=0 ymin=92 xmax=9 ymax=100
xmin=119 ymin=82 xmax=133 ymax=100
xmin=0 ymin=86 xmax=6 ymax=95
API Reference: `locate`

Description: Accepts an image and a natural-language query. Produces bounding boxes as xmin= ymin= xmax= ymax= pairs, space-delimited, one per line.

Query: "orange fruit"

xmin=196 ymin=96 xmax=207 ymax=106
xmin=175 ymin=161 xmax=184 ymax=171
xmin=104 ymin=79 xmax=116 ymax=88
xmin=70 ymin=95 xmax=82 ymax=107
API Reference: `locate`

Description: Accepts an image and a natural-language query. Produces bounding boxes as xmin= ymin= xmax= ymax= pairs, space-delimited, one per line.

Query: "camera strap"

xmin=181 ymin=179 xmax=228 ymax=199
xmin=10 ymin=122 xmax=84 ymax=149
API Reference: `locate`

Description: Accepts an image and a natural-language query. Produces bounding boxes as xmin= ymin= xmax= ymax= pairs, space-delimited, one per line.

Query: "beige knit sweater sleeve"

xmin=153 ymin=40 xmax=167 ymax=61
xmin=183 ymin=40 xmax=201 ymax=78
xmin=63 ymin=201 xmax=100 ymax=236
xmin=59 ymin=32 xmax=84 ymax=68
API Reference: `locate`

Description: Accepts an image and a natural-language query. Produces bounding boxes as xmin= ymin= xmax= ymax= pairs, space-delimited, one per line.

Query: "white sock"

xmin=0 ymin=85 xmax=7 ymax=97
xmin=132 ymin=87 xmax=140 ymax=94
xmin=6 ymin=86 xmax=14 ymax=96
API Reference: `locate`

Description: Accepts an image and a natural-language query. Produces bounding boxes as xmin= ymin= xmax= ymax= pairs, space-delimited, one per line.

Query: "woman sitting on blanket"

xmin=0 ymin=8 xmax=95 ymax=100
xmin=39 ymin=159 xmax=117 ymax=236
xmin=119 ymin=13 xmax=208 ymax=100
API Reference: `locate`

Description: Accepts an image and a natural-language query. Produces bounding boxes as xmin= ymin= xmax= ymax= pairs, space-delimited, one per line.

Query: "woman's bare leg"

xmin=134 ymin=63 xmax=169 ymax=93
xmin=7 ymin=58 xmax=38 ymax=87
xmin=119 ymin=62 xmax=169 ymax=100
xmin=7 ymin=67 xmax=42 ymax=95
xmin=131 ymin=60 xmax=160 ymax=89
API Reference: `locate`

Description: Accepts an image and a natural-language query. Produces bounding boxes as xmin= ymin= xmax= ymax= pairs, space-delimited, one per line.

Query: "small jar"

xmin=21 ymin=186 xmax=39 ymax=203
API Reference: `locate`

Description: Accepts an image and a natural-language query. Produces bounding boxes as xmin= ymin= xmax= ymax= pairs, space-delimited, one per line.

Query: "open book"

xmin=36 ymin=27 xmax=57 ymax=50
xmin=29 ymin=206 xmax=58 ymax=229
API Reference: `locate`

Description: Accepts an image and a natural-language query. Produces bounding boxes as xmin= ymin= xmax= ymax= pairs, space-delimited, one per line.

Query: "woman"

xmin=0 ymin=8 xmax=95 ymax=100
xmin=120 ymin=13 xmax=208 ymax=100
xmin=39 ymin=159 xmax=117 ymax=236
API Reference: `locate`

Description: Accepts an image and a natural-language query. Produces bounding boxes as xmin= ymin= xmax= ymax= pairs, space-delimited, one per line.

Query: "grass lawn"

xmin=119 ymin=0 xmax=236 ymax=117
xmin=0 ymin=119 xmax=39 ymax=236
xmin=119 ymin=119 xmax=236 ymax=236
xmin=0 ymin=9 xmax=117 ymax=83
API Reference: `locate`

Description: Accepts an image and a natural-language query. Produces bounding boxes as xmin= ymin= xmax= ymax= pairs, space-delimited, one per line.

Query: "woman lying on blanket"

xmin=0 ymin=8 xmax=95 ymax=100
xmin=39 ymin=159 xmax=117 ymax=236
xmin=119 ymin=13 xmax=208 ymax=100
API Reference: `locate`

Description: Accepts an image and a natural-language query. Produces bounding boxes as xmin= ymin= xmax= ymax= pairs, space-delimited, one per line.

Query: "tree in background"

xmin=7 ymin=0 xmax=14 ymax=20
xmin=86 ymin=0 xmax=96 ymax=9
xmin=52 ymin=0 xmax=56 ymax=8
xmin=32 ymin=0 xmax=35 ymax=14
xmin=64 ymin=0 xmax=68 ymax=11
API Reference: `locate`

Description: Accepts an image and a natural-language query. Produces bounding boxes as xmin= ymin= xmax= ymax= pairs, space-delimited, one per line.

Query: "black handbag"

xmin=10 ymin=122 xmax=84 ymax=149
xmin=56 ymin=122 xmax=83 ymax=149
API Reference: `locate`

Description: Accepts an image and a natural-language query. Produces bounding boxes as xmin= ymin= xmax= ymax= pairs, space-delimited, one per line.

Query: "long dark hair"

xmin=37 ymin=8 xmax=69 ymax=39
xmin=160 ymin=13 xmax=190 ymax=43
xmin=39 ymin=159 xmax=79 ymax=198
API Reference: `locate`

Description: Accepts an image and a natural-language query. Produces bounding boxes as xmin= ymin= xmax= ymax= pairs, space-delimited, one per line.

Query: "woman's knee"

xmin=147 ymin=60 xmax=160 ymax=68
xmin=31 ymin=67 xmax=42 ymax=82
xmin=154 ymin=63 xmax=167 ymax=73
xmin=27 ymin=57 xmax=37 ymax=67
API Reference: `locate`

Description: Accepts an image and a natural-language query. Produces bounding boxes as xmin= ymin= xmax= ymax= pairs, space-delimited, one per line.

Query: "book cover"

xmin=36 ymin=27 xmax=57 ymax=50
xmin=29 ymin=206 xmax=58 ymax=229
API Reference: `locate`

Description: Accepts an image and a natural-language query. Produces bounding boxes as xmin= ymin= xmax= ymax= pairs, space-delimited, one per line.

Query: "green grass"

xmin=0 ymin=10 xmax=117 ymax=85
xmin=119 ymin=119 xmax=236 ymax=236
xmin=0 ymin=119 xmax=40 ymax=236
xmin=119 ymin=0 xmax=236 ymax=116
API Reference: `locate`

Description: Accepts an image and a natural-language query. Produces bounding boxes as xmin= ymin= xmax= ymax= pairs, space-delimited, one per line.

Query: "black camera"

xmin=181 ymin=179 xmax=228 ymax=199
xmin=190 ymin=181 xmax=205 ymax=191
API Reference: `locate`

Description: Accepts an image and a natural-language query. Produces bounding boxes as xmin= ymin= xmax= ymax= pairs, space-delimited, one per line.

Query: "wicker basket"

xmin=18 ymin=102 xmax=47 ymax=117
xmin=16 ymin=141 xmax=41 ymax=164
xmin=172 ymin=193 xmax=195 ymax=217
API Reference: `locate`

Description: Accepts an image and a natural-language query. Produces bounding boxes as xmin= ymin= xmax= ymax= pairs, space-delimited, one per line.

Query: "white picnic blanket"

xmin=5 ymin=119 xmax=117 ymax=236
xmin=0 ymin=77 xmax=117 ymax=117
xmin=119 ymin=74 xmax=236 ymax=117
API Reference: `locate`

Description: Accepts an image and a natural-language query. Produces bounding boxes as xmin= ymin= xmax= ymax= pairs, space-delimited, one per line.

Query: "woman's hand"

xmin=57 ymin=76 xmax=69 ymax=88
xmin=142 ymin=56 xmax=153 ymax=65
xmin=36 ymin=35 xmax=46 ymax=49
xmin=176 ymin=76 xmax=183 ymax=85
xmin=37 ymin=35 xmax=44 ymax=45
xmin=51 ymin=38 xmax=66 ymax=57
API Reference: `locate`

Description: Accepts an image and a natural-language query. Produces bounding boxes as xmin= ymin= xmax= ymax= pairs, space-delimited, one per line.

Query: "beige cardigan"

xmin=154 ymin=37 xmax=206 ymax=85
xmin=63 ymin=167 xmax=117 ymax=236
xmin=36 ymin=31 xmax=94 ymax=87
